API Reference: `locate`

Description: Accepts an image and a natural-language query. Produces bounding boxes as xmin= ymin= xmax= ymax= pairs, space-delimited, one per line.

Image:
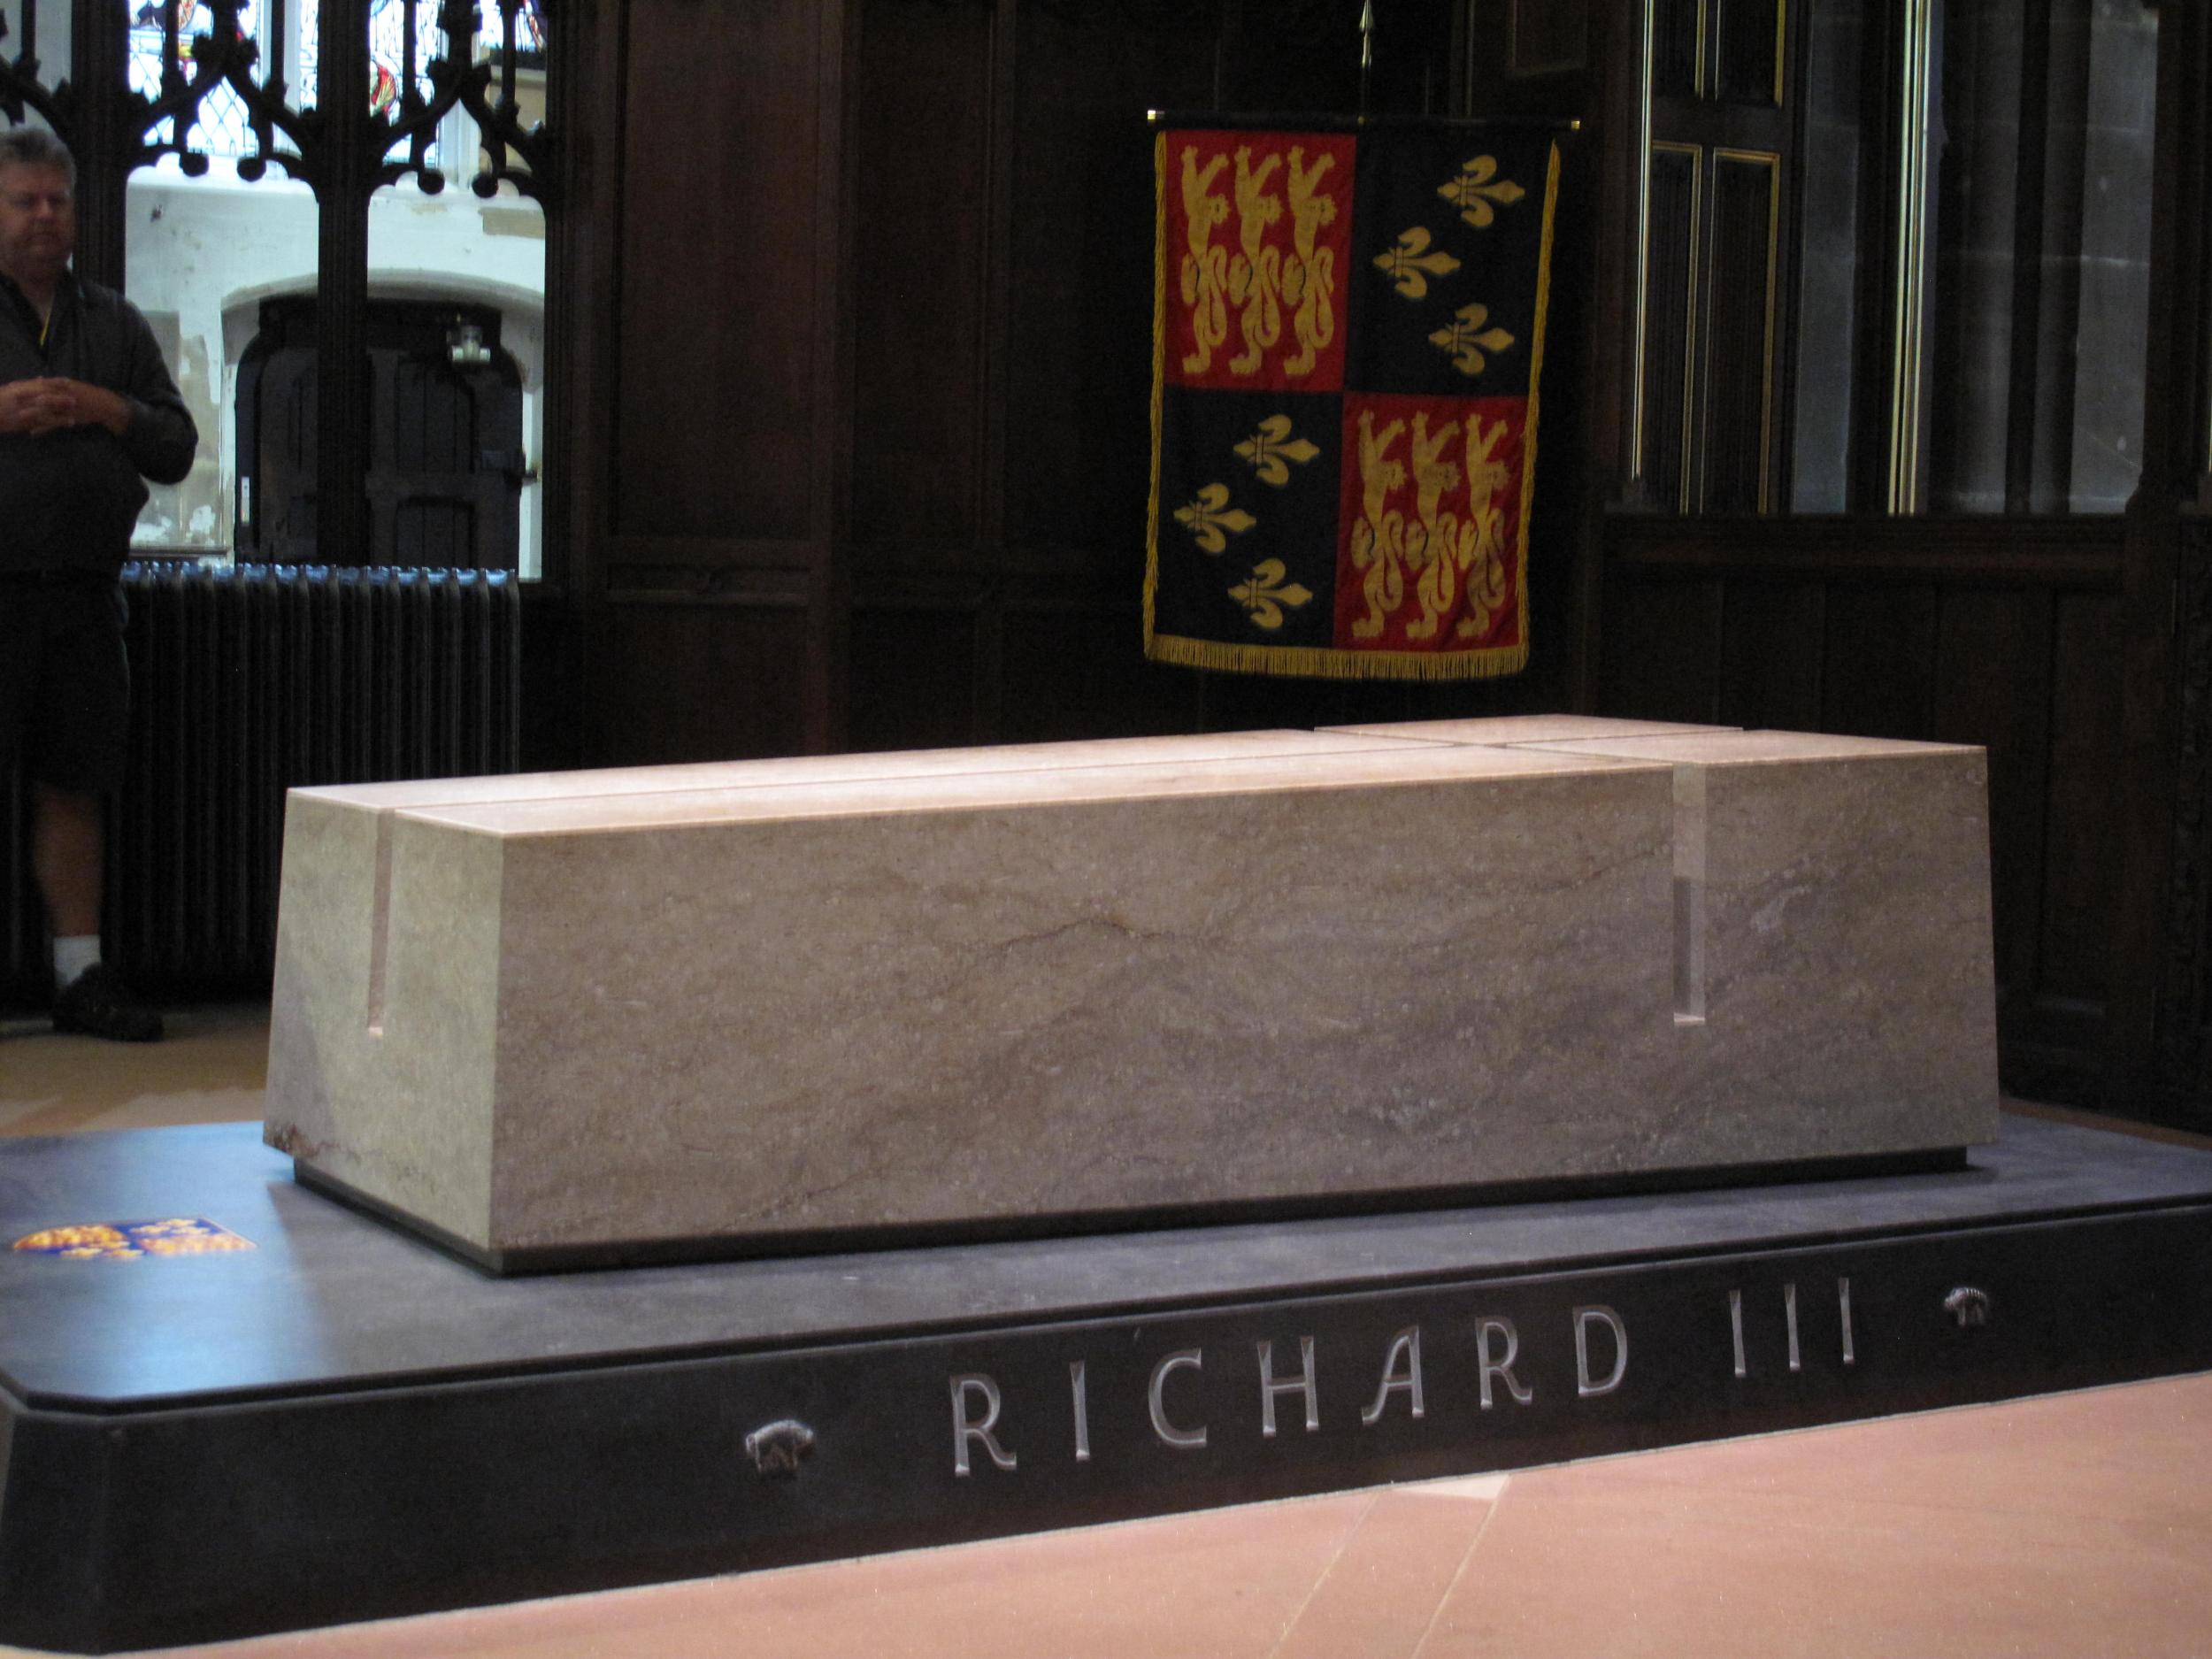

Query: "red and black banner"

xmin=1146 ymin=119 xmax=1562 ymax=680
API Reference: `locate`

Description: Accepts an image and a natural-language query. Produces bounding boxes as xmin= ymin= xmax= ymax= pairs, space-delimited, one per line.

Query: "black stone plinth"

xmin=2 ymin=1113 xmax=2209 ymax=1653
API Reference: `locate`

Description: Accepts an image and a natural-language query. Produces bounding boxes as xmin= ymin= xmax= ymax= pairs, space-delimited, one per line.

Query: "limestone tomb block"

xmin=267 ymin=734 xmax=1679 ymax=1258
xmin=264 ymin=720 xmax=1996 ymax=1265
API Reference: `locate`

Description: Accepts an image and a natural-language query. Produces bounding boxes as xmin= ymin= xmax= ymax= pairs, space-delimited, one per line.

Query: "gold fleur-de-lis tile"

xmin=1428 ymin=303 xmax=1517 ymax=375
xmin=1439 ymin=156 xmax=1526 ymax=229
xmin=1234 ymin=415 xmax=1322 ymax=487
xmin=1174 ymin=482 xmax=1257 ymax=554
xmin=12 ymin=1217 xmax=255 ymax=1258
xmin=1372 ymin=227 xmax=1462 ymax=299
xmin=1228 ymin=558 xmax=1314 ymax=630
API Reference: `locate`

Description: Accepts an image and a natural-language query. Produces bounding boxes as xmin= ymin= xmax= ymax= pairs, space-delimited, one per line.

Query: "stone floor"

xmin=3 ymin=1004 xmax=2209 ymax=1658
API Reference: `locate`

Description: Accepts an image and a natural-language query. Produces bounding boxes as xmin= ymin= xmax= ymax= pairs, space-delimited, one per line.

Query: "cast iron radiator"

xmin=2 ymin=563 xmax=521 ymax=1008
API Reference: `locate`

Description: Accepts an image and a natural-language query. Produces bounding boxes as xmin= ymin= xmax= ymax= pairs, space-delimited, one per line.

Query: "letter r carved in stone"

xmin=1477 ymin=1316 xmax=1533 ymax=1409
xmin=951 ymin=1373 xmax=1017 ymax=1477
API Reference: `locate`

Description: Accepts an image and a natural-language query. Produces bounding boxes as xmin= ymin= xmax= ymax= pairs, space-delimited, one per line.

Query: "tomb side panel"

xmin=480 ymin=769 xmax=1679 ymax=1248
xmin=1689 ymin=751 xmax=2001 ymax=1148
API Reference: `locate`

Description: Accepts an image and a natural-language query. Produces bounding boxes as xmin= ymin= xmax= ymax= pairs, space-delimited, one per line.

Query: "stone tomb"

xmin=265 ymin=720 xmax=1998 ymax=1266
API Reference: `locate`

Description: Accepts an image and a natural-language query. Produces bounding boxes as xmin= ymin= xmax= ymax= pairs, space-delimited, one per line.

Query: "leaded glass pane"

xmin=127 ymin=0 xmax=265 ymax=158
xmin=297 ymin=0 xmax=447 ymax=163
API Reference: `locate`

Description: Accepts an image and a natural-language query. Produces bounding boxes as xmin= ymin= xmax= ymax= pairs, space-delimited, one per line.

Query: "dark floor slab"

xmin=2 ymin=1112 xmax=2209 ymax=1652
xmin=0 ymin=1113 xmax=2201 ymax=1409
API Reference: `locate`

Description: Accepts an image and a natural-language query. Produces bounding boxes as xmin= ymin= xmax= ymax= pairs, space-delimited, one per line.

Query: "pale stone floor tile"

xmin=1398 ymin=1471 xmax=1512 ymax=1503
xmin=1423 ymin=1403 xmax=2212 ymax=1659
xmin=1271 ymin=1487 xmax=1498 ymax=1659
xmin=1554 ymin=1373 xmax=2212 ymax=1534
xmin=0 ymin=1004 xmax=268 ymax=1134
xmin=0 ymin=1085 xmax=266 ymax=1136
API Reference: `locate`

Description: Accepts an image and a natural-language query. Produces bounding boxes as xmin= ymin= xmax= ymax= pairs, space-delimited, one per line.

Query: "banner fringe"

xmin=1145 ymin=633 xmax=1531 ymax=681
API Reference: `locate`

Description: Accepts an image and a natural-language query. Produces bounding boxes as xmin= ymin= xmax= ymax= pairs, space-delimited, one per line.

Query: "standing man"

xmin=0 ymin=127 xmax=196 ymax=1041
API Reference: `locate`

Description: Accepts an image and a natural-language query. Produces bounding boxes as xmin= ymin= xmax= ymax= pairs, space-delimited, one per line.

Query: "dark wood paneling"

xmin=1717 ymin=0 xmax=1783 ymax=104
xmin=1717 ymin=580 xmax=1823 ymax=727
xmin=614 ymin=0 xmax=828 ymax=541
xmin=1819 ymin=582 xmax=1938 ymax=739
xmin=1701 ymin=152 xmax=1778 ymax=511
xmin=997 ymin=603 xmax=1199 ymax=743
xmin=600 ymin=598 xmax=815 ymax=764
xmin=1932 ymin=586 xmax=2055 ymax=1039
xmin=1641 ymin=146 xmax=1701 ymax=509
xmin=851 ymin=0 xmax=996 ymax=544
xmin=1599 ymin=574 xmax=1724 ymax=721
xmin=2038 ymin=588 xmax=2126 ymax=1006
xmin=1002 ymin=6 xmax=1217 ymax=561
xmin=2154 ymin=516 xmax=2212 ymax=1112
xmin=848 ymin=604 xmax=986 ymax=752
xmin=1190 ymin=659 xmax=1556 ymax=736
xmin=1606 ymin=512 xmax=2127 ymax=585
xmin=1509 ymin=0 xmax=1588 ymax=75
xmin=1652 ymin=0 xmax=1702 ymax=97
xmin=1221 ymin=0 xmax=1453 ymax=116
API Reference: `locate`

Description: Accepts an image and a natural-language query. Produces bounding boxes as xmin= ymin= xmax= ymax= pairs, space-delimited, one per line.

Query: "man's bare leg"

xmin=29 ymin=780 xmax=100 ymax=939
xmin=31 ymin=781 xmax=160 ymax=1041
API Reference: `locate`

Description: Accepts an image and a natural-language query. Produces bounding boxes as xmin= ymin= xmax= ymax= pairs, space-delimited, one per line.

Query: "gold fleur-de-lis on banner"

xmin=1429 ymin=303 xmax=1517 ymax=375
xmin=1439 ymin=156 xmax=1526 ymax=229
xmin=1234 ymin=415 xmax=1322 ymax=487
xmin=1228 ymin=559 xmax=1314 ymax=630
xmin=1175 ymin=482 xmax=1256 ymax=554
xmin=1372 ymin=227 xmax=1461 ymax=299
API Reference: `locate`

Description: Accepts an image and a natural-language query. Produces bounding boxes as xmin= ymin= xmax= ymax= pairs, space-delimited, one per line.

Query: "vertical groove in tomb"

xmin=367 ymin=812 xmax=395 ymax=1038
xmin=1674 ymin=763 xmax=1709 ymax=1025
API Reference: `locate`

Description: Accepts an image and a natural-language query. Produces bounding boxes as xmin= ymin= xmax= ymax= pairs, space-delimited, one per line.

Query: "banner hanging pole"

xmin=1358 ymin=1 xmax=1375 ymax=117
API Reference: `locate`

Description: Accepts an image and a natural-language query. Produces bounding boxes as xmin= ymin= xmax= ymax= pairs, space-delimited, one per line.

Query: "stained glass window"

xmin=122 ymin=0 xmax=547 ymax=175
xmin=298 ymin=0 xmax=446 ymax=165
xmin=503 ymin=1 xmax=546 ymax=60
xmin=128 ymin=0 xmax=265 ymax=159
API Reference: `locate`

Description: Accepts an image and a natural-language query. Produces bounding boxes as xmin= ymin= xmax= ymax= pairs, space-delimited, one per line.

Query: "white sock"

xmin=53 ymin=935 xmax=102 ymax=989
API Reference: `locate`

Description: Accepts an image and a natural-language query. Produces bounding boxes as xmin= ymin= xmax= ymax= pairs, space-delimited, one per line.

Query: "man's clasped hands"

xmin=0 ymin=375 xmax=131 ymax=437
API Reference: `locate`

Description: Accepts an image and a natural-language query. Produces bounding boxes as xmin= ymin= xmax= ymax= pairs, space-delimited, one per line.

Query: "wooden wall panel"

xmin=1640 ymin=146 xmax=1701 ymax=508
xmin=1819 ymin=583 xmax=1938 ymax=739
xmin=1717 ymin=0 xmax=1784 ymax=104
xmin=1651 ymin=0 xmax=1702 ymax=97
xmin=997 ymin=601 xmax=1195 ymax=743
xmin=1190 ymin=663 xmax=1555 ymax=736
xmin=1932 ymin=587 xmax=2056 ymax=1034
xmin=1701 ymin=152 xmax=1778 ymax=511
xmin=1509 ymin=0 xmax=1589 ymax=75
xmin=601 ymin=599 xmax=816 ymax=764
xmin=1599 ymin=575 xmax=1724 ymax=720
xmin=614 ymin=0 xmax=830 ymax=542
xmin=848 ymin=603 xmax=984 ymax=752
xmin=851 ymin=0 xmax=995 ymax=544
xmin=2154 ymin=517 xmax=2212 ymax=1110
xmin=1002 ymin=7 xmax=1216 ymax=561
xmin=2038 ymin=590 xmax=2127 ymax=1008
xmin=1717 ymin=580 xmax=1823 ymax=727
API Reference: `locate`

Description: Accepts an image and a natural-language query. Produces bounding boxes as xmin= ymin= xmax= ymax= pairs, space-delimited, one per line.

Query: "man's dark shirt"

xmin=0 ymin=270 xmax=198 ymax=576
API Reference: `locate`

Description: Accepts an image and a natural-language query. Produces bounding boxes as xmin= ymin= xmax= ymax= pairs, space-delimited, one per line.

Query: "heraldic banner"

xmin=1146 ymin=116 xmax=1563 ymax=680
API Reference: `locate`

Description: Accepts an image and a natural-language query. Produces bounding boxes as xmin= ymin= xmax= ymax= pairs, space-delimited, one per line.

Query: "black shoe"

xmin=53 ymin=964 xmax=165 ymax=1043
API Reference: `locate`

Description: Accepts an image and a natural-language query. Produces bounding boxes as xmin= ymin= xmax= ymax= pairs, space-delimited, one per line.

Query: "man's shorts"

xmin=0 ymin=572 xmax=133 ymax=795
